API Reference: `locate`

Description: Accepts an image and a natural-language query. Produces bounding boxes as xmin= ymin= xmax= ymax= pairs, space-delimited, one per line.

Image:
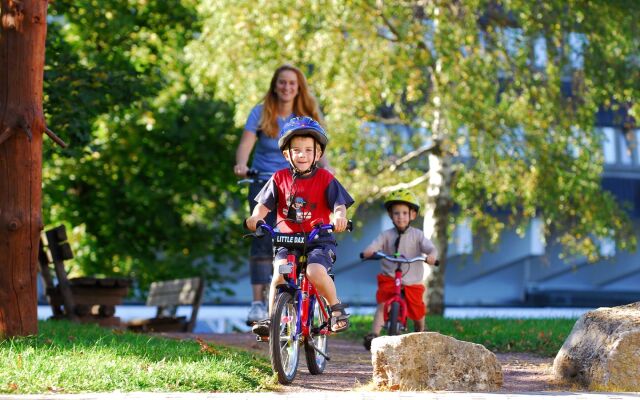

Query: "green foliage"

xmin=188 ymin=0 xmax=638 ymax=260
xmin=346 ymin=315 xmax=576 ymax=356
xmin=0 ymin=320 xmax=272 ymax=393
xmin=43 ymin=1 xmax=247 ymax=292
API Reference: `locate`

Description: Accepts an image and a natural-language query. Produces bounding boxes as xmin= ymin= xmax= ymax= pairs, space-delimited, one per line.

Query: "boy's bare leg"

xmin=372 ymin=303 xmax=385 ymax=335
xmin=252 ymin=284 xmax=266 ymax=302
xmin=413 ymin=318 xmax=425 ymax=332
xmin=306 ymin=263 xmax=349 ymax=331
xmin=306 ymin=263 xmax=339 ymax=305
xmin=267 ymin=261 xmax=286 ymax=315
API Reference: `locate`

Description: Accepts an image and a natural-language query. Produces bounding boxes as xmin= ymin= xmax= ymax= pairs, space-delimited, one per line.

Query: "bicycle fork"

xmin=301 ymin=279 xmax=332 ymax=361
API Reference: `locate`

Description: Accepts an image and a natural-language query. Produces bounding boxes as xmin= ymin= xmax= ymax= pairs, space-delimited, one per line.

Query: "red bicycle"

xmin=362 ymin=251 xmax=439 ymax=336
xmin=250 ymin=220 xmax=353 ymax=384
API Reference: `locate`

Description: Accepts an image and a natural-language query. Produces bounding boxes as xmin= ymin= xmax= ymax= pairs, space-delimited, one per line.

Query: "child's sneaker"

xmin=251 ymin=318 xmax=270 ymax=337
xmin=363 ymin=333 xmax=378 ymax=351
xmin=246 ymin=301 xmax=267 ymax=325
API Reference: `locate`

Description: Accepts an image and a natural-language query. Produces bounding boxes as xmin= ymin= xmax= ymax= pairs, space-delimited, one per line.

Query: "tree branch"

xmin=375 ymin=142 xmax=437 ymax=174
xmin=44 ymin=127 xmax=68 ymax=148
xmin=377 ymin=173 xmax=430 ymax=197
xmin=0 ymin=127 xmax=13 ymax=146
xmin=19 ymin=118 xmax=33 ymax=141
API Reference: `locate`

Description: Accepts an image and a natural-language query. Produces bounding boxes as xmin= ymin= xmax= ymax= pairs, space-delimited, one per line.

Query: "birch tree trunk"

xmin=423 ymin=151 xmax=453 ymax=315
xmin=421 ymin=2 xmax=454 ymax=315
xmin=0 ymin=0 xmax=48 ymax=337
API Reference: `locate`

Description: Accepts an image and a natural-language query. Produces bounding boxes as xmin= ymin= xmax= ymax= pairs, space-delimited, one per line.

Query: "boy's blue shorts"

xmin=275 ymin=243 xmax=337 ymax=271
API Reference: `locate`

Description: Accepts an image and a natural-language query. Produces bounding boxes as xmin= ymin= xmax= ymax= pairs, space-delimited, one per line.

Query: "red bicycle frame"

xmin=362 ymin=251 xmax=437 ymax=334
xmin=383 ymin=266 xmax=409 ymax=328
xmin=288 ymin=253 xmax=331 ymax=338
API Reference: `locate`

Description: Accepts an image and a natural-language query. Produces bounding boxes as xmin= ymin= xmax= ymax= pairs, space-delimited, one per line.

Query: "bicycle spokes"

xmin=270 ymin=292 xmax=300 ymax=384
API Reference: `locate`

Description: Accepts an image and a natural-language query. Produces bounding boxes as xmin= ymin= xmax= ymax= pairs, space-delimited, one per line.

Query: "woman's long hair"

xmin=259 ymin=64 xmax=323 ymax=138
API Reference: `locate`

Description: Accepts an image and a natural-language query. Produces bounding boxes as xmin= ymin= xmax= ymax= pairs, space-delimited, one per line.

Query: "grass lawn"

xmin=0 ymin=320 xmax=273 ymax=394
xmin=342 ymin=315 xmax=578 ymax=357
xmin=1 ymin=315 xmax=578 ymax=394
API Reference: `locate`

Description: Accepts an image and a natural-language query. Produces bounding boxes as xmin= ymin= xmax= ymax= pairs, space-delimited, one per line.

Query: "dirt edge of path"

xmin=160 ymin=332 xmax=576 ymax=393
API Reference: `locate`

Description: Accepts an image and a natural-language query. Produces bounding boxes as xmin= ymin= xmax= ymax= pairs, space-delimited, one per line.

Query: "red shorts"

xmin=376 ymin=274 xmax=426 ymax=320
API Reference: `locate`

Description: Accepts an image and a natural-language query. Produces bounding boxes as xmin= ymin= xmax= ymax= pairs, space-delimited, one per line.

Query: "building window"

xmin=601 ymin=127 xmax=617 ymax=164
xmin=619 ymin=130 xmax=634 ymax=165
xmin=636 ymin=129 xmax=640 ymax=161
xmin=598 ymin=236 xmax=616 ymax=258
xmin=449 ymin=218 xmax=472 ymax=256
xmin=529 ymin=218 xmax=546 ymax=256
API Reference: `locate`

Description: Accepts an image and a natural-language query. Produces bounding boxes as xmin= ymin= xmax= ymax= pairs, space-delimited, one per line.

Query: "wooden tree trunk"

xmin=0 ymin=0 xmax=49 ymax=338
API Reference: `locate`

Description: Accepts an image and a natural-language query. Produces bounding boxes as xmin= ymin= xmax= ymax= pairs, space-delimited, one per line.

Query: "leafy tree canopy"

xmin=43 ymin=0 xmax=246 ymax=294
xmin=188 ymin=0 xmax=638 ymax=259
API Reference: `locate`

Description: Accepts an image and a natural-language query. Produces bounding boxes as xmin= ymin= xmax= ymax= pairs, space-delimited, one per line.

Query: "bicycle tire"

xmin=269 ymin=291 xmax=300 ymax=384
xmin=388 ymin=301 xmax=401 ymax=335
xmin=304 ymin=296 xmax=329 ymax=375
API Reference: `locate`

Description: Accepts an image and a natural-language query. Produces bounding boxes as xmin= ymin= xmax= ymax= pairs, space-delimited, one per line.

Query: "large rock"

xmin=553 ymin=302 xmax=640 ymax=391
xmin=371 ymin=332 xmax=503 ymax=391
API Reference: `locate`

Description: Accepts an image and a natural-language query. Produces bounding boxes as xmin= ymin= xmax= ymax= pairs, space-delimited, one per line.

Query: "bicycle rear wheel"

xmin=269 ymin=291 xmax=300 ymax=384
xmin=304 ymin=296 xmax=329 ymax=374
xmin=387 ymin=301 xmax=401 ymax=335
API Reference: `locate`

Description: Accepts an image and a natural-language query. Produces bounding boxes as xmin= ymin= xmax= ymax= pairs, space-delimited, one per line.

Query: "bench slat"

xmin=146 ymin=278 xmax=202 ymax=307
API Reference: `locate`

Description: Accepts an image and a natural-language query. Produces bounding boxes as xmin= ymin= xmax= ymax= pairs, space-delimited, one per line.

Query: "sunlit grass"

xmin=0 ymin=320 xmax=272 ymax=394
xmin=343 ymin=315 xmax=576 ymax=356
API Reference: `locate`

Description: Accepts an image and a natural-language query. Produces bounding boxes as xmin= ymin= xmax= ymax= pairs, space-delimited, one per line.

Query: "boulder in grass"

xmin=553 ymin=302 xmax=640 ymax=391
xmin=371 ymin=331 xmax=503 ymax=391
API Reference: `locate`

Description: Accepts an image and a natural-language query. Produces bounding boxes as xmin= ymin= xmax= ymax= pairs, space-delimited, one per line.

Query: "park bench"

xmin=127 ymin=277 xmax=204 ymax=333
xmin=38 ymin=225 xmax=131 ymax=326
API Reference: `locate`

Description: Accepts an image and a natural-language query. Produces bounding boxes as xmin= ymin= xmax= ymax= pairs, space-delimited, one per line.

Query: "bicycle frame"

xmin=383 ymin=264 xmax=409 ymax=328
xmin=362 ymin=251 xmax=436 ymax=334
xmin=257 ymin=222 xmax=335 ymax=340
xmin=250 ymin=220 xmax=352 ymax=384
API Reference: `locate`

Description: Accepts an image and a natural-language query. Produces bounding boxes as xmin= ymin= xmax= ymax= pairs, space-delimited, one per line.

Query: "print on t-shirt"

xmin=285 ymin=194 xmax=316 ymax=223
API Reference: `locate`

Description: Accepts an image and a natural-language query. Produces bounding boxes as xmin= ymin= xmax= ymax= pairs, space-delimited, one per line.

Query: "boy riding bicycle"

xmin=360 ymin=189 xmax=438 ymax=349
xmin=245 ymin=116 xmax=354 ymax=336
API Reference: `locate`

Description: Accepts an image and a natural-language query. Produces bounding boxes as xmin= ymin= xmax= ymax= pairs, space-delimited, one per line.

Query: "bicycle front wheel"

xmin=269 ymin=291 xmax=300 ymax=384
xmin=304 ymin=296 xmax=329 ymax=374
xmin=387 ymin=301 xmax=401 ymax=335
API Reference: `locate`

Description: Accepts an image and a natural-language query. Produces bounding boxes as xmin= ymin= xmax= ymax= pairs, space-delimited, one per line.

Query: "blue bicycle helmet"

xmin=278 ymin=116 xmax=328 ymax=151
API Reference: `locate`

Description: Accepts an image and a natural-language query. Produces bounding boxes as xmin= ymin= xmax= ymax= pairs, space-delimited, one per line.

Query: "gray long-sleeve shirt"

xmin=363 ymin=226 xmax=438 ymax=285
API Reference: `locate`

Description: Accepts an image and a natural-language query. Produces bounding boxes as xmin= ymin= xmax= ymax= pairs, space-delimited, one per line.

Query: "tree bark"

xmin=423 ymin=151 xmax=453 ymax=316
xmin=0 ymin=0 xmax=48 ymax=338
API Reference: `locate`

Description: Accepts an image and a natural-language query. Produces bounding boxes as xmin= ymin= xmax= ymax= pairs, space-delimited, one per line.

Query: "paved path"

xmin=1 ymin=391 xmax=639 ymax=400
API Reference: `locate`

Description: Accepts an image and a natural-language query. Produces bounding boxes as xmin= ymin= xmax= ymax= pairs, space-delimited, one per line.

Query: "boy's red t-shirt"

xmin=254 ymin=167 xmax=354 ymax=235
xmin=272 ymin=168 xmax=334 ymax=233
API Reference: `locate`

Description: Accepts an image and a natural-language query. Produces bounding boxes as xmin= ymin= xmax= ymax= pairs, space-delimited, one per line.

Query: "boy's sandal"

xmin=329 ymin=302 xmax=350 ymax=333
xmin=363 ymin=333 xmax=378 ymax=351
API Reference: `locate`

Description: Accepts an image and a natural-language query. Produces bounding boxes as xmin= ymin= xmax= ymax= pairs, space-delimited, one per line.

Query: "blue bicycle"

xmin=250 ymin=220 xmax=353 ymax=384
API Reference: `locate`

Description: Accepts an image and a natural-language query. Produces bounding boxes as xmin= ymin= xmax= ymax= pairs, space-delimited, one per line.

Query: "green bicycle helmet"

xmin=383 ymin=189 xmax=420 ymax=212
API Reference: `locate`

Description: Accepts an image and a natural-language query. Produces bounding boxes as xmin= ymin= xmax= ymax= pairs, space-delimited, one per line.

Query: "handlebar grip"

xmin=346 ymin=220 xmax=353 ymax=232
xmin=434 ymin=260 xmax=440 ymax=266
xmin=243 ymin=219 xmax=265 ymax=231
xmin=246 ymin=168 xmax=259 ymax=177
xmin=359 ymin=252 xmax=365 ymax=259
xmin=254 ymin=220 xmax=267 ymax=238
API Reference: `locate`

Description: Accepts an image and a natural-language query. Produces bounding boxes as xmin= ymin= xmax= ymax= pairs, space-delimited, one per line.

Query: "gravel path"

xmin=160 ymin=332 xmax=563 ymax=393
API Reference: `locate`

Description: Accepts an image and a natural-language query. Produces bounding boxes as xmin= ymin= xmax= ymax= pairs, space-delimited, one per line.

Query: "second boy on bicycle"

xmin=245 ymin=116 xmax=354 ymax=336
xmin=361 ymin=189 xmax=438 ymax=349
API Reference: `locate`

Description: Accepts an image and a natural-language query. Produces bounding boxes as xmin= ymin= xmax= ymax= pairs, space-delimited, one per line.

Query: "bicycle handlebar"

xmin=360 ymin=251 xmax=440 ymax=266
xmin=237 ymin=169 xmax=272 ymax=184
xmin=248 ymin=219 xmax=353 ymax=240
